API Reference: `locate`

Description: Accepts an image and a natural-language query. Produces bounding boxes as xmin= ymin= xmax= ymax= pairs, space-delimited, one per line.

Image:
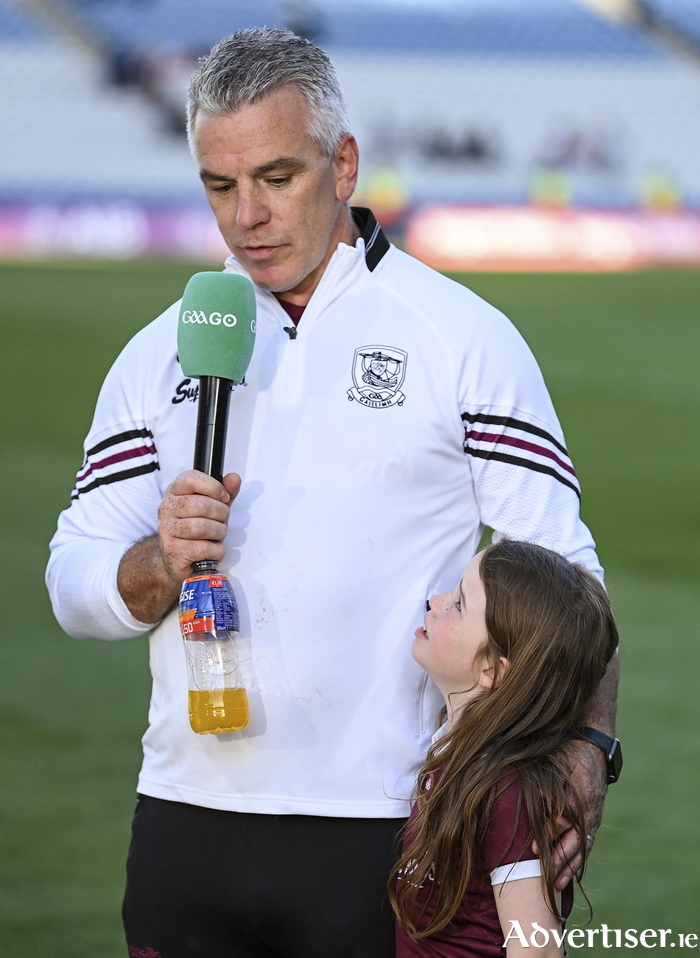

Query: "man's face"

xmin=194 ymin=86 xmax=359 ymax=303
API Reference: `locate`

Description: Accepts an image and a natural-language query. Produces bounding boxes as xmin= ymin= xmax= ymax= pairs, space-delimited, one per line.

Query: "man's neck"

xmin=273 ymin=207 xmax=361 ymax=308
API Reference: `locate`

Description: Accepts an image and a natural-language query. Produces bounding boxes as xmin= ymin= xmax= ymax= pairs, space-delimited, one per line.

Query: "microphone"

xmin=177 ymin=272 xmax=256 ymax=482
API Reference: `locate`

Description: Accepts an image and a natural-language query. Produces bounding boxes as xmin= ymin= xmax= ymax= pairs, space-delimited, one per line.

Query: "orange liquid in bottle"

xmin=188 ymin=688 xmax=249 ymax=734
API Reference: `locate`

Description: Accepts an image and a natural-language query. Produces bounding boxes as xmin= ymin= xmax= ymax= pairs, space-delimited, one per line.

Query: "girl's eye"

xmin=454 ymin=598 xmax=461 ymax=612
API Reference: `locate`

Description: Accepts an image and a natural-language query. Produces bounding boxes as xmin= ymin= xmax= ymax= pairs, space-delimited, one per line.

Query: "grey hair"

xmin=187 ymin=27 xmax=350 ymax=158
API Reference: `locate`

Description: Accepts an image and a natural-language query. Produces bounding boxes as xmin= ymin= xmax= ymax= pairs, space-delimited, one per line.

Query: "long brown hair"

xmin=389 ymin=539 xmax=618 ymax=938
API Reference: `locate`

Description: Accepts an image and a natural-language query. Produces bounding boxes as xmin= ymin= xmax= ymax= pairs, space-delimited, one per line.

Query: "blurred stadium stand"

xmin=1 ymin=0 xmax=700 ymax=263
xmin=0 ymin=0 xmax=197 ymax=200
xmin=41 ymin=0 xmax=667 ymax=55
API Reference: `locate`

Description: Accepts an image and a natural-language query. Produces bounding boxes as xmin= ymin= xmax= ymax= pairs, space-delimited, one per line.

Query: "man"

xmin=46 ymin=27 xmax=619 ymax=958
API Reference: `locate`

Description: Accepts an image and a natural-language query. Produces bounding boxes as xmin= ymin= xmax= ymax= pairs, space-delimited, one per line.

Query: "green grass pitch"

xmin=0 ymin=262 xmax=698 ymax=955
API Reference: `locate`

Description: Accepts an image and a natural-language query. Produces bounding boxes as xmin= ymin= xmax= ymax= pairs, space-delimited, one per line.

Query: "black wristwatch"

xmin=576 ymin=727 xmax=623 ymax=784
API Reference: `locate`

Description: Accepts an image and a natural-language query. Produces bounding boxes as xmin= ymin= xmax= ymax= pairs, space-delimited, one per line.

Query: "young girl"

xmin=391 ymin=539 xmax=618 ymax=957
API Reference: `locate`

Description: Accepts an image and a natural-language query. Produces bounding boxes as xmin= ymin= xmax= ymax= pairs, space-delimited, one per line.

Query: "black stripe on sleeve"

xmin=86 ymin=427 xmax=154 ymax=458
xmin=71 ymin=461 xmax=160 ymax=500
xmin=461 ymin=411 xmax=569 ymax=457
xmin=466 ymin=447 xmax=581 ymax=500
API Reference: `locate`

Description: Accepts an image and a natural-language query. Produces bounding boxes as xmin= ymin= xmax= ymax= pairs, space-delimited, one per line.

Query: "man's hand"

xmin=117 ymin=470 xmax=241 ymax=624
xmin=535 ymin=653 xmax=619 ymax=889
xmin=549 ymin=740 xmax=608 ymax=890
xmin=157 ymin=471 xmax=241 ymax=583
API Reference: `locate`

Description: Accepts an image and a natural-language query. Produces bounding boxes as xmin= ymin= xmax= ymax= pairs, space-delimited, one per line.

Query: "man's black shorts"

xmin=122 ymin=795 xmax=406 ymax=958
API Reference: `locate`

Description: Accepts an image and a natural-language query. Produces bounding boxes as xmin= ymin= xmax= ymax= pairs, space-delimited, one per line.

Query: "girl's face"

xmin=412 ymin=552 xmax=490 ymax=717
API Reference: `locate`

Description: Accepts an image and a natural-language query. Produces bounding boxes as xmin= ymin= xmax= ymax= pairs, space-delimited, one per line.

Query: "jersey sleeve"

xmin=46 ymin=324 xmax=168 ymax=641
xmin=484 ymin=779 xmax=540 ymax=885
xmin=458 ymin=304 xmax=603 ymax=580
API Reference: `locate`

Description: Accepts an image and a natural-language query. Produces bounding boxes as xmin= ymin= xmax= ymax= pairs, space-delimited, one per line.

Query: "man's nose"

xmin=236 ymin=187 xmax=270 ymax=230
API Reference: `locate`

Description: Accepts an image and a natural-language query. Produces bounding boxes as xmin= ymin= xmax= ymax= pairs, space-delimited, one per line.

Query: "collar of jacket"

xmin=350 ymin=207 xmax=390 ymax=272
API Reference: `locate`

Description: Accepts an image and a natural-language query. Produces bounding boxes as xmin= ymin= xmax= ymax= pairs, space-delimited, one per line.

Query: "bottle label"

xmin=179 ymin=574 xmax=239 ymax=637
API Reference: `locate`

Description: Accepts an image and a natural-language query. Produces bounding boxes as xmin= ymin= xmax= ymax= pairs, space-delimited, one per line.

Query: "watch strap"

xmin=576 ymin=727 xmax=623 ymax=784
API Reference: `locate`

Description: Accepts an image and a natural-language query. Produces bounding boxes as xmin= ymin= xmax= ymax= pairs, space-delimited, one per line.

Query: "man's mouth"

xmin=242 ymin=245 xmax=280 ymax=261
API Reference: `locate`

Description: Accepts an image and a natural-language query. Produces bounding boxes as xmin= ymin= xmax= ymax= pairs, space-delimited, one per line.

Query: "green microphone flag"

xmin=177 ymin=272 xmax=256 ymax=384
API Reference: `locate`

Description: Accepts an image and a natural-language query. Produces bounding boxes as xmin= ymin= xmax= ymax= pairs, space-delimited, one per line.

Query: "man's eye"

xmin=210 ymin=183 xmax=232 ymax=194
xmin=267 ymin=176 xmax=291 ymax=187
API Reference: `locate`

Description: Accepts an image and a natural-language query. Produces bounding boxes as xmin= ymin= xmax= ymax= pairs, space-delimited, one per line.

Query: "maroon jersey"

xmin=277 ymin=298 xmax=306 ymax=326
xmin=395 ymin=779 xmax=572 ymax=957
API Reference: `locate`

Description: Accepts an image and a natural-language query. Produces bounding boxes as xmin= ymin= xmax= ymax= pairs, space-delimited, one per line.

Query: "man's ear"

xmin=478 ymin=655 xmax=509 ymax=691
xmin=334 ymin=133 xmax=359 ymax=202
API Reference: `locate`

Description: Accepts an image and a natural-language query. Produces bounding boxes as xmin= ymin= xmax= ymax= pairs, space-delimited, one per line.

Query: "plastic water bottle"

xmin=178 ymin=559 xmax=249 ymax=734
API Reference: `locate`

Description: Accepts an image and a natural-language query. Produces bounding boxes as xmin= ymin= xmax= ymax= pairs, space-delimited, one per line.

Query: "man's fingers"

xmin=532 ymin=815 xmax=571 ymax=855
xmin=554 ymin=858 xmax=580 ymax=890
xmin=167 ymin=469 xmax=233 ymax=502
xmin=552 ymin=827 xmax=595 ymax=889
xmin=222 ymin=472 xmax=242 ymax=501
xmin=551 ymin=827 xmax=581 ymax=870
xmin=164 ymin=515 xmax=230 ymax=543
xmin=538 ymin=738 xmax=608 ymax=889
xmin=549 ymin=822 xmax=598 ymax=890
xmin=548 ymin=816 xmax=571 ymax=840
xmin=161 ymin=492 xmax=231 ymax=525
xmin=543 ymin=820 xmax=583 ymax=889
xmin=551 ymin=827 xmax=584 ymax=890
xmin=155 ymin=469 xmax=242 ymax=584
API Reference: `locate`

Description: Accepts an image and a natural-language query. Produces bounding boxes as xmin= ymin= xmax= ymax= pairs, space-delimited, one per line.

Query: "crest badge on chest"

xmin=347 ymin=345 xmax=407 ymax=408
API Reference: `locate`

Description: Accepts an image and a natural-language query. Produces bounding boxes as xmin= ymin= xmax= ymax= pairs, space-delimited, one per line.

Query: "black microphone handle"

xmin=193 ymin=376 xmax=233 ymax=482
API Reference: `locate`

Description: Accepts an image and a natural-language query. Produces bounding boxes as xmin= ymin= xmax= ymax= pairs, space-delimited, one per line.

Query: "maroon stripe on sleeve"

xmin=466 ymin=430 xmax=577 ymax=478
xmin=76 ymin=443 xmax=157 ymax=483
xmin=71 ymin=461 xmax=160 ymax=500
xmin=461 ymin=411 xmax=569 ymax=457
